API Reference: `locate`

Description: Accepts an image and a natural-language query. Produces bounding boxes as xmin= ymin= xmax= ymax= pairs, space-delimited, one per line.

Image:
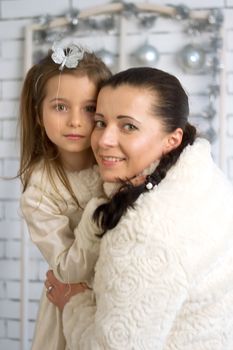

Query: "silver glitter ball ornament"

xmin=134 ymin=43 xmax=159 ymax=65
xmin=95 ymin=49 xmax=116 ymax=68
xmin=177 ymin=44 xmax=206 ymax=74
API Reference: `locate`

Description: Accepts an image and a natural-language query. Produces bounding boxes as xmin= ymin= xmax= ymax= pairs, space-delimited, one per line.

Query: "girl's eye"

xmin=123 ymin=123 xmax=138 ymax=131
xmin=94 ymin=120 xmax=105 ymax=128
xmin=85 ymin=105 xmax=96 ymax=114
xmin=55 ymin=104 xmax=67 ymax=112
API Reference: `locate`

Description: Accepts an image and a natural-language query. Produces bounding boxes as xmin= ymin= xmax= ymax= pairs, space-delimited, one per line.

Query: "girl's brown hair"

xmin=18 ymin=46 xmax=112 ymax=207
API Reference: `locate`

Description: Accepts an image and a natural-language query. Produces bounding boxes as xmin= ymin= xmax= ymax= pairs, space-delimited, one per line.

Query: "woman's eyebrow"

xmin=95 ymin=112 xmax=104 ymax=117
xmin=117 ymin=115 xmax=141 ymax=124
xmin=94 ymin=113 xmax=141 ymax=123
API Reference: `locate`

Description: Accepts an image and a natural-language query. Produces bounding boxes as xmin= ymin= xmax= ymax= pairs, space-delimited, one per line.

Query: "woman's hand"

xmin=45 ymin=270 xmax=89 ymax=311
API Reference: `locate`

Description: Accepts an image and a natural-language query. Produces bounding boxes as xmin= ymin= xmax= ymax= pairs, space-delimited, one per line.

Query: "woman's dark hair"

xmin=94 ymin=67 xmax=196 ymax=235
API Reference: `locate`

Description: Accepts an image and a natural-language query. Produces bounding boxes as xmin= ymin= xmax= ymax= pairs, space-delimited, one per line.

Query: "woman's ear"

xmin=164 ymin=128 xmax=183 ymax=153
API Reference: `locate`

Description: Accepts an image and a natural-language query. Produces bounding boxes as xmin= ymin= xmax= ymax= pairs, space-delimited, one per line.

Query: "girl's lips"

xmin=65 ymin=134 xmax=84 ymax=140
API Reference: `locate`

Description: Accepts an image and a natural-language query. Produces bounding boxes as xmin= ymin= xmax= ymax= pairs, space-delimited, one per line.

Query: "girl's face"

xmin=91 ymin=85 xmax=180 ymax=182
xmin=41 ymin=74 xmax=97 ymax=170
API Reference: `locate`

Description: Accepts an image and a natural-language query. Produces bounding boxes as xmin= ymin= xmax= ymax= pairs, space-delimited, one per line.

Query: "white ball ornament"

xmin=95 ymin=48 xmax=116 ymax=69
xmin=177 ymin=44 xmax=206 ymax=74
xmin=133 ymin=43 xmax=159 ymax=65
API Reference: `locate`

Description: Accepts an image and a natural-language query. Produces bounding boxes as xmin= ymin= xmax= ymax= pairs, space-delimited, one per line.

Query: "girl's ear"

xmin=164 ymin=128 xmax=183 ymax=153
xmin=36 ymin=113 xmax=43 ymax=127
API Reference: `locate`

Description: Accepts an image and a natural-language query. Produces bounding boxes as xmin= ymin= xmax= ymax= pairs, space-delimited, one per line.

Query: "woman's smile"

xmin=91 ymin=85 xmax=169 ymax=182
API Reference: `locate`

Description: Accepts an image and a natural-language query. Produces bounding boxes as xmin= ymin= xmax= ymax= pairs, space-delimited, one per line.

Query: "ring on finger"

xmin=47 ymin=285 xmax=53 ymax=293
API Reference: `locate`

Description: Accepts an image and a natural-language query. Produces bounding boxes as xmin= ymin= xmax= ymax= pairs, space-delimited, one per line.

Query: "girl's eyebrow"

xmin=49 ymin=97 xmax=68 ymax=103
xmin=49 ymin=98 xmax=97 ymax=103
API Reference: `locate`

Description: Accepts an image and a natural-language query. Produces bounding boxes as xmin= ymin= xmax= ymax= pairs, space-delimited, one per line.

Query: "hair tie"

xmin=145 ymin=175 xmax=157 ymax=191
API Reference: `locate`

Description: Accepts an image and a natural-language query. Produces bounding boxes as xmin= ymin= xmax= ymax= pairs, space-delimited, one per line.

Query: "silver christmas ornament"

xmin=205 ymin=126 xmax=217 ymax=143
xmin=95 ymin=49 xmax=117 ymax=68
xmin=33 ymin=30 xmax=47 ymax=44
xmin=202 ymin=104 xmax=216 ymax=120
xmin=208 ymin=9 xmax=224 ymax=27
xmin=66 ymin=10 xmax=79 ymax=30
xmin=133 ymin=43 xmax=159 ymax=65
xmin=139 ymin=15 xmax=157 ymax=29
xmin=173 ymin=5 xmax=190 ymax=20
xmin=33 ymin=50 xmax=46 ymax=64
xmin=122 ymin=3 xmax=137 ymax=19
xmin=177 ymin=44 xmax=206 ymax=74
xmin=35 ymin=14 xmax=52 ymax=26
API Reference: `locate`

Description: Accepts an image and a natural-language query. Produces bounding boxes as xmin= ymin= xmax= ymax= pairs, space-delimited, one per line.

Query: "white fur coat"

xmin=63 ymin=138 xmax=233 ymax=350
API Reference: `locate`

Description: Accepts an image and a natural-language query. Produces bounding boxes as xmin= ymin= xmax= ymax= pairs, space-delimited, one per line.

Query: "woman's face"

xmin=91 ymin=85 xmax=175 ymax=182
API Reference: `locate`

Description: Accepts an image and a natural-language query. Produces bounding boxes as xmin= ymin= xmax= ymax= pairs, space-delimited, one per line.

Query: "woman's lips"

xmin=100 ymin=155 xmax=125 ymax=166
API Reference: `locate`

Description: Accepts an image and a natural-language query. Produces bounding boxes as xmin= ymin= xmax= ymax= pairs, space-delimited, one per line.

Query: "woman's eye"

xmin=94 ymin=120 xmax=105 ymax=128
xmin=55 ymin=104 xmax=67 ymax=112
xmin=123 ymin=123 xmax=138 ymax=131
xmin=85 ymin=105 xmax=96 ymax=114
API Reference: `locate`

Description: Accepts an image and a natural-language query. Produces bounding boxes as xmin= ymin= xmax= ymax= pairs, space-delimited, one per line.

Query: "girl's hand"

xmin=45 ymin=270 xmax=89 ymax=311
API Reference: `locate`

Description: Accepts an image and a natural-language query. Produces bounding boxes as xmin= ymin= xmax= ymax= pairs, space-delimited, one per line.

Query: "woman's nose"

xmin=98 ymin=126 xmax=118 ymax=148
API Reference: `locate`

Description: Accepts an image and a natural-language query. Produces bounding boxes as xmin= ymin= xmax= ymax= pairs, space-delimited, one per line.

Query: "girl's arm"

xmin=21 ymin=184 xmax=105 ymax=284
xmin=51 ymin=197 xmax=105 ymax=284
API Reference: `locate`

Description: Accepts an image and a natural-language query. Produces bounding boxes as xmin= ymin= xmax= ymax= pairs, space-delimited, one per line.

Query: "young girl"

xmin=19 ymin=43 xmax=111 ymax=350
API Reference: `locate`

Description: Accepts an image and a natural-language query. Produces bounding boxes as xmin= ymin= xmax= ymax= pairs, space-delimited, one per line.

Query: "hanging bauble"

xmin=33 ymin=50 xmax=46 ymax=64
xmin=66 ymin=10 xmax=79 ymax=30
xmin=139 ymin=15 xmax=157 ymax=29
xmin=35 ymin=14 xmax=52 ymax=26
xmin=44 ymin=29 xmax=63 ymax=43
xmin=202 ymin=104 xmax=216 ymax=120
xmin=177 ymin=44 xmax=206 ymax=74
xmin=33 ymin=30 xmax=47 ymax=44
xmin=205 ymin=126 xmax=217 ymax=143
xmin=133 ymin=43 xmax=159 ymax=65
xmin=206 ymin=55 xmax=223 ymax=73
xmin=123 ymin=3 xmax=137 ymax=19
xmin=95 ymin=49 xmax=117 ymax=68
xmin=208 ymin=9 xmax=223 ymax=28
xmin=173 ymin=4 xmax=190 ymax=20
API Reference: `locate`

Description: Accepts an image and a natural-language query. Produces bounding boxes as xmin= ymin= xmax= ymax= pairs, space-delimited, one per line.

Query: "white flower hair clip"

xmin=51 ymin=43 xmax=85 ymax=70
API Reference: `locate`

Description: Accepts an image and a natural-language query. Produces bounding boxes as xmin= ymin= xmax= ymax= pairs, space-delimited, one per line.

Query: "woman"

xmin=46 ymin=67 xmax=233 ymax=349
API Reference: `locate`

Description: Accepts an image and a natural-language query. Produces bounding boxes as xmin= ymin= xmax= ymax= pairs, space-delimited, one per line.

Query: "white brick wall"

xmin=0 ymin=0 xmax=233 ymax=349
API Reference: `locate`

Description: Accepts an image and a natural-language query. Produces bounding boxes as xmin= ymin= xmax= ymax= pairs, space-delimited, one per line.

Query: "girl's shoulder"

xmin=68 ymin=165 xmax=103 ymax=203
xmin=26 ymin=160 xmax=48 ymax=186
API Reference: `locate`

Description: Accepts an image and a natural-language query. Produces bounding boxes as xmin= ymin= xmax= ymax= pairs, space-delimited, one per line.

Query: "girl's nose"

xmin=68 ymin=111 xmax=82 ymax=128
